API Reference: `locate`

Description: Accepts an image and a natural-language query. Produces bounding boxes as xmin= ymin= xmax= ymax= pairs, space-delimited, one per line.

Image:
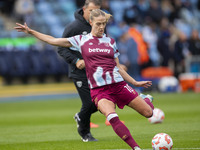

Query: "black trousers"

xmin=73 ymin=78 xmax=98 ymax=135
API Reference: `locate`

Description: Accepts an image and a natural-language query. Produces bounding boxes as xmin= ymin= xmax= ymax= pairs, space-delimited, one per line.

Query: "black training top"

xmin=58 ymin=8 xmax=91 ymax=79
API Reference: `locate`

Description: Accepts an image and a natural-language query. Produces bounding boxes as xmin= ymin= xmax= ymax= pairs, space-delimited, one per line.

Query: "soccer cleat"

xmin=82 ymin=133 xmax=98 ymax=142
xmin=146 ymin=94 xmax=153 ymax=102
xmin=74 ymin=113 xmax=98 ymax=142
xmin=134 ymin=146 xmax=141 ymax=150
xmin=90 ymin=122 xmax=99 ymax=128
xmin=139 ymin=93 xmax=153 ymax=102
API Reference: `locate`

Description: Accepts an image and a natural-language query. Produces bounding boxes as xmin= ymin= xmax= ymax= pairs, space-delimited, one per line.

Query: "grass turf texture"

xmin=0 ymin=93 xmax=199 ymax=150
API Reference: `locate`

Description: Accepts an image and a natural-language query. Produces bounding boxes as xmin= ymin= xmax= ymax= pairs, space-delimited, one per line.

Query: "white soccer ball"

xmin=148 ymin=108 xmax=165 ymax=124
xmin=152 ymin=133 xmax=173 ymax=150
xmin=158 ymin=76 xmax=179 ymax=92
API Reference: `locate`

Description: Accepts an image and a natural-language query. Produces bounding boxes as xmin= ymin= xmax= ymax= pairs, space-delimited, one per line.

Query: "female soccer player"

xmin=15 ymin=9 xmax=154 ymax=150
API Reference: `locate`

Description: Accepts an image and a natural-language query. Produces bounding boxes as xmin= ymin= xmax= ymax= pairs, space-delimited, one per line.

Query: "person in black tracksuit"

xmin=58 ymin=0 xmax=102 ymax=142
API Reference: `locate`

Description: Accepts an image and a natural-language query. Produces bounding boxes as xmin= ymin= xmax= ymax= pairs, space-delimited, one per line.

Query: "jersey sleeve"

xmin=67 ymin=35 xmax=82 ymax=52
xmin=113 ymin=41 xmax=120 ymax=58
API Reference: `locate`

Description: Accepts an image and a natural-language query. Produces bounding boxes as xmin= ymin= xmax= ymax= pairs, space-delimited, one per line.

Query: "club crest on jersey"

xmin=76 ymin=81 xmax=82 ymax=88
xmin=104 ymin=43 xmax=109 ymax=47
xmin=89 ymin=42 xmax=93 ymax=45
xmin=82 ymin=31 xmax=87 ymax=35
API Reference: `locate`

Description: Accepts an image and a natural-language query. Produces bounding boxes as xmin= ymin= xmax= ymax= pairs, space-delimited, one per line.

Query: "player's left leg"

xmin=98 ymin=99 xmax=140 ymax=150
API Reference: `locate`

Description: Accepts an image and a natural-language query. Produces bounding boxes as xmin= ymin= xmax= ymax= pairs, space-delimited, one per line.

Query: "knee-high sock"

xmin=107 ymin=113 xmax=139 ymax=149
xmin=144 ymin=98 xmax=154 ymax=110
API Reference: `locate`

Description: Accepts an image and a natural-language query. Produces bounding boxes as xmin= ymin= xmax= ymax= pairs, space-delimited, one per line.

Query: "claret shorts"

xmin=90 ymin=81 xmax=139 ymax=109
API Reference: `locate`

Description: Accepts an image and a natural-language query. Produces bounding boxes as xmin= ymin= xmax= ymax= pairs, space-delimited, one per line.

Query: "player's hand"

xmin=14 ymin=22 xmax=31 ymax=34
xmin=134 ymin=81 xmax=152 ymax=88
xmin=76 ymin=59 xmax=85 ymax=70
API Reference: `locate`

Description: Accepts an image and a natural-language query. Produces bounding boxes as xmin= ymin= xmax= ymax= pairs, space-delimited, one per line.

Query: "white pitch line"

xmin=100 ymin=148 xmax=200 ymax=150
xmin=172 ymin=148 xmax=200 ymax=149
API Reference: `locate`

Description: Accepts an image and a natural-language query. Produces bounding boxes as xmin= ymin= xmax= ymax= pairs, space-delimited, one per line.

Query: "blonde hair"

xmin=89 ymin=9 xmax=112 ymax=22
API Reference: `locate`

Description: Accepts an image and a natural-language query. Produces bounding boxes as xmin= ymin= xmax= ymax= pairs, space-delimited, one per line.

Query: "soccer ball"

xmin=148 ymin=108 xmax=165 ymax=124
xmin=158 ymin=76 xmax=179 ymax=92
xmin=152 ymin=133 xmax=173 ymax=150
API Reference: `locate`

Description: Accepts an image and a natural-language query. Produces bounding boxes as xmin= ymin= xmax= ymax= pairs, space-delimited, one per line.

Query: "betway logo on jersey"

xmin=89 ymin=48 xmax=110 ymax=54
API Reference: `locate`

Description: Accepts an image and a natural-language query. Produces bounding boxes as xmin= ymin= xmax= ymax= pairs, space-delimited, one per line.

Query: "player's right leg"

xmin=128 ymin=95 xmax=153 ymax=118
xmin=98 ymin=99 xmax=140 ymax=150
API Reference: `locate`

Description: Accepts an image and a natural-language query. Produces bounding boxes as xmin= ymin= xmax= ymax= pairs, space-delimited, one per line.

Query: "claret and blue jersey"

xmin=67 ymin=33 xmax=124 ymax=89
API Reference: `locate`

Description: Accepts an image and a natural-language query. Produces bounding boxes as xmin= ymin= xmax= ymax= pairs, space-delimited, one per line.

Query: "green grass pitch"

xmin=0 ymin=92 xmax=199 ymax=150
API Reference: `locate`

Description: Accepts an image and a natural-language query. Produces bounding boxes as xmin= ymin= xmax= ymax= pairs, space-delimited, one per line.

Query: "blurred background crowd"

xmin=0 ymin=0 xmax=200 ymax=92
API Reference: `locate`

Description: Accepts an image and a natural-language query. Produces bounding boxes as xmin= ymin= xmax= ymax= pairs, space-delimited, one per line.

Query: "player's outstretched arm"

xmin=115 ymin=57 xmax=152 ymax=88
xmin=14 ymin=23 xmax=72 ymax=48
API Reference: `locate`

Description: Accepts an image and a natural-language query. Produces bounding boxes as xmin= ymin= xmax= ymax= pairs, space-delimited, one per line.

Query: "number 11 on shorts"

xmin=124 ymin=84 xmax=134 ymax=93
